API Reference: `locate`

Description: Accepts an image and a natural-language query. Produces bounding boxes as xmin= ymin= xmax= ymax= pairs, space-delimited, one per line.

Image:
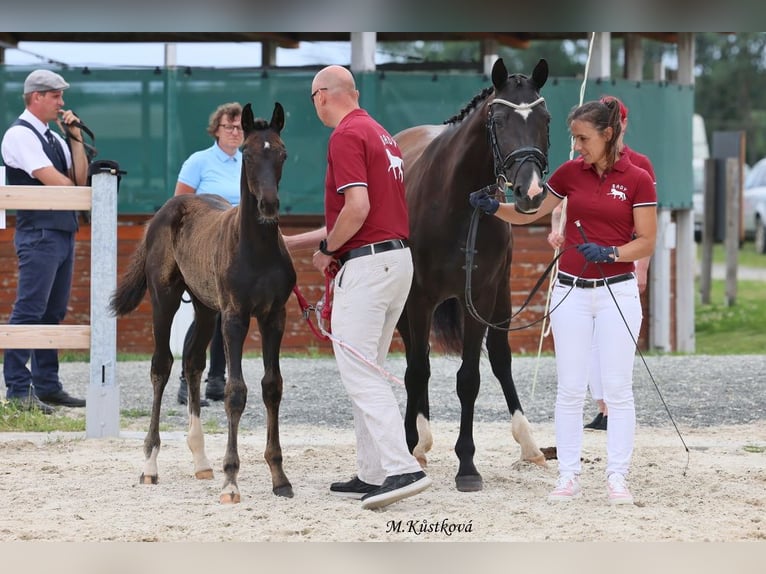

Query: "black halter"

xmin=486 ymin=109 xmax=549 ymax=194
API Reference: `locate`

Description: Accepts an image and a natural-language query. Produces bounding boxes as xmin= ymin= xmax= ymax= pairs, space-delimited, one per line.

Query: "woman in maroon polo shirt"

xmin=548 ymin=96 xmax=657 ymax=433
xmin=470 ymin=98 xmax=657 ymax=506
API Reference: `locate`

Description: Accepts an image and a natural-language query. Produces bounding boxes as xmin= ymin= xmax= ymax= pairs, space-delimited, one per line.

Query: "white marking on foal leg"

xmin=511 ymin=410 xmax=547 ymax=467
xmin=413 ymin=413 xmax=433 ymax=468
xmin=187 ymin=414 xmax=214 ymax=479
xmin=141 ymin=446 xmax=160 ymax=484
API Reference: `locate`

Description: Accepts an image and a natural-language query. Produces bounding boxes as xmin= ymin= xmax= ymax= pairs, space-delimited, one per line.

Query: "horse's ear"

xmin=271 ymin=102 xmax=285 ymax=134
xmin=242 ymin=103 xmax=255 ymax=134
xmin=531 ymin=59 xmax=549 ymax=90
xmin=491 ymin=58 xmax=509 ymax=90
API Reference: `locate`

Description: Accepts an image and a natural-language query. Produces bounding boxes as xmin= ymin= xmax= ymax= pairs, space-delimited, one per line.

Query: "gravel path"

xmin=58 ymin=353 xmax=765 ymax=432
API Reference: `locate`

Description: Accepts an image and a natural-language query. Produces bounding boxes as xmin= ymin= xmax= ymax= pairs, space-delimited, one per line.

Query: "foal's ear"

xmin=270 ymin=102 xmax=285 ymax=134
xmin=242 ymin=103 xmax=255 ymax=134
xmin=531 ymin=59 xmax=549 ymax=90
xmin=491 ymin=57 xmax=509 ymax=90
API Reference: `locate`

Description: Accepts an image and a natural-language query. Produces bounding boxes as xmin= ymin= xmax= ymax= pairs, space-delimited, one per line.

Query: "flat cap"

xmin=23 ymin=69 xmax=70 ymax=94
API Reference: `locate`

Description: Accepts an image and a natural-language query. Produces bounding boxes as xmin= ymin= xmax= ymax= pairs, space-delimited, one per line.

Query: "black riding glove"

xmin=469 ymin=190 xmax=500 ymax=215
xmin=577 ymin=243 xmax=618 ymax=263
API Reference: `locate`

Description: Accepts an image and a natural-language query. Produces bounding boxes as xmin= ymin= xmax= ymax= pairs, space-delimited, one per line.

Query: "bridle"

xmin=486 ymin=96 xmax=549 ymax=196
xmin=463 ymin=93 xmax=553 ymax=330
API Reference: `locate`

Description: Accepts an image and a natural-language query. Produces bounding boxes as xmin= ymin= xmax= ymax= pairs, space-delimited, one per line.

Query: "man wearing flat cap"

xmin=1 ymin=69 xmax=88 ymax=413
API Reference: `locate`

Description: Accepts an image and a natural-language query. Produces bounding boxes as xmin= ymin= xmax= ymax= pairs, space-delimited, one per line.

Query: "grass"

xmin=699 ymin=240 xmax=766 ymax=268
xmin=0 ymin=400 xmax=86 ymax=432
xmin=695 ymin=279 xmax=766 ymax=354
xmin=694 ymin=241 xmax=766 ymax=355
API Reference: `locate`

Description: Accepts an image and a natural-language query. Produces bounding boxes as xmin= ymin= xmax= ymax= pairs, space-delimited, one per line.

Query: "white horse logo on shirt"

xmin=386 ymin=148 xmax=404 ymax=181
xmin=608 ymin=186 xmax=627 ymax=201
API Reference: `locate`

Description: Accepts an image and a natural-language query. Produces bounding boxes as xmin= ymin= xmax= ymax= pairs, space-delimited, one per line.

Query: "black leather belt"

xmin=557 ymin=272 xmax=635 ymax=289
xmin=338 ymin=239 xmax=408 ymax=265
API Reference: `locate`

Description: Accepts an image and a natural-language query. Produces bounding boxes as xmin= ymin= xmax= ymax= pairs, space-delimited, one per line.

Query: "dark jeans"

xmin=4 ymin=229 xmax=74 ymax=398
xmin=181 ymin=312 xmax=226 ymax=379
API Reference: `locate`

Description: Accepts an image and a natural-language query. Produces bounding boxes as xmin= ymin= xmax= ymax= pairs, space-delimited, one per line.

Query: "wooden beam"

xmin=0 ymin=325 xmax=91 ymax=349
xmin=0 ymin=186 xmax=92 ymax=210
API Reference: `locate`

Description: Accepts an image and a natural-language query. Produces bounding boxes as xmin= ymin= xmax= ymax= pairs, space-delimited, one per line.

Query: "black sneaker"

xmin=177 ymin=375 xmax=210 ymax=407
xmin=360 ymin=471 xmax=432 ymax=510
xmin=36 ymin=389 xmax=85 ymax=408
xmin=329 ymin=476 xmax=381 ymax=499
xmin=205 ymin=375 xmax=226 ymax=401
xmin=584 ymin=412 xmax=607 ymax=431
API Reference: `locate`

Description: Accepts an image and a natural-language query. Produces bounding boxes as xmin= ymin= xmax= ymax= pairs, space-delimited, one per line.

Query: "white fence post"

xmin=86 ymin=172 xmax=120 ymax=438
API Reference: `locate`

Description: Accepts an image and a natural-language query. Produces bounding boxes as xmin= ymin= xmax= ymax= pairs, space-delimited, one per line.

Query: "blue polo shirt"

xmin=177 ymin=142 xmax=242 ymax=206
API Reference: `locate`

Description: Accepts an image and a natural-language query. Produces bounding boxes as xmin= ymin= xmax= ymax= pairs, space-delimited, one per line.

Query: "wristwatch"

xmin=318 ymin=239 xmax=337 ymax=256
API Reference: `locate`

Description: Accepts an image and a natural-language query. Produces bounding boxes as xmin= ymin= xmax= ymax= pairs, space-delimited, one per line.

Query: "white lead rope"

xmin=531 ymin=32 xmax=596 ymax=398
xmin=314 ymin=302 xmax=405 ymax=387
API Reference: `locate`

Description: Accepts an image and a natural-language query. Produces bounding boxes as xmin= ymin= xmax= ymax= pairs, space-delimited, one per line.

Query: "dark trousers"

xmin=182 ymin=312 xmax=226 ymax=379
xmin=4 ymin=229 xmax=74 ymax=398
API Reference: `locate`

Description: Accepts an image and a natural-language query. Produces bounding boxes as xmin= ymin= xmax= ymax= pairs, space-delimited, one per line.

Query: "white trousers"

xmin=550 ymin=276 xmax=643 ymax=477
xmin=331 ymin=247 xmax=422 ymax=485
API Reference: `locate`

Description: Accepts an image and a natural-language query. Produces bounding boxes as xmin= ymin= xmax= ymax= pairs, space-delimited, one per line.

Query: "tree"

xmin=694 ymin=32 xmax=766 ymax=164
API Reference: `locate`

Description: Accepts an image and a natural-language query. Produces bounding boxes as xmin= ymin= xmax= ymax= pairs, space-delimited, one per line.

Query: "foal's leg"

xmin=399 ymin=299 xmax=434 ymax=468
xmin=256 ymin=306 xmax=293 ymax=498
xmin=183 ymin=302 xmax=216 ymax=480
xmin=486 ymin=291 xmax=546 ymax=467
xmin=141 ymin=292 xmax=180 ymax=485
xmin=218 ymin=309 xmax=250 ymax=504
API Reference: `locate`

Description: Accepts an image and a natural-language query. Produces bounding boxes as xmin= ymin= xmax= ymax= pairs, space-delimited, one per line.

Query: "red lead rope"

xmin=292 ymin=263 xmax=339 ymax=341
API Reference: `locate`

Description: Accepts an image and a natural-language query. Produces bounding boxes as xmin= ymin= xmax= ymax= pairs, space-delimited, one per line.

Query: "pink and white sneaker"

xmin=548 ymin=474 xmax=581 ymax=502
xmin=607 ymin=473 xmax=634 ymax=505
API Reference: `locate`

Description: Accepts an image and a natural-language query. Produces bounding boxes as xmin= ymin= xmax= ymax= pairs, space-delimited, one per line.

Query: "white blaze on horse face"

xmin=264 ymin=141 xmax=271 ymax=150
xmin=526 ymin=174 xmax=545 ymax=199
xmin=513 ymin=104 xmax=534 ymax=121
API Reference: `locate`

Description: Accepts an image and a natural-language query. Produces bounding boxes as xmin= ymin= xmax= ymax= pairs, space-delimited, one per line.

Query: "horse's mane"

xmin=251 ymin=118 xmax=270 ymax=130
xmin=443 ymin=73 xmax=529 ymax=125
xmin=444 ymin=86 xmax=494 ymax=125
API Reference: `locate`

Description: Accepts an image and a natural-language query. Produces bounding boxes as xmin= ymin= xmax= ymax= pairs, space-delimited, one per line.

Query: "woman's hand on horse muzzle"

xmin=469 ymin=190 xmax=500 ymax=215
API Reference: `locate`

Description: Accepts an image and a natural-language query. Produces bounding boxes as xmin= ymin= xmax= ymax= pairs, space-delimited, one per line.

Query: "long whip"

xmin=531 ymin=32 xmax=596 ymax=398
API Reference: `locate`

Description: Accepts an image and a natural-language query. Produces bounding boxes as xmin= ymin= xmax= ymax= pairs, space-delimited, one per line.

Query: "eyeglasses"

xmin=219 ymin=124 xmax=243 ymax=134
xmin=310 ymin=87 xmax=328 ymax=103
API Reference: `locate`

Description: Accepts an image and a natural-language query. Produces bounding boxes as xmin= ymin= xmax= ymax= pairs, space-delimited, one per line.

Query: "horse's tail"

xmin=431 ymin=297 xmax=464 ymax=354
xmin=109 ymin=239 xmax=148 ymax=317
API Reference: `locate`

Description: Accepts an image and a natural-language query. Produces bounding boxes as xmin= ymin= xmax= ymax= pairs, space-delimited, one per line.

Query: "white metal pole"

xmin=86 ymin=172 xmax=120 ymax=438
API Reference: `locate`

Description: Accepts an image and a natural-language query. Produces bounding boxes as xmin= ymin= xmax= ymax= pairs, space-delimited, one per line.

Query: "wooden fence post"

xmin=0 ymin=175 xmax=119 ymax=437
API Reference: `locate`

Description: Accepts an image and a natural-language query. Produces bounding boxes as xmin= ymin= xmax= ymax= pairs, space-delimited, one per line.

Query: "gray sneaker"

xmin=9 ymin=394 xmax=54 ymax=415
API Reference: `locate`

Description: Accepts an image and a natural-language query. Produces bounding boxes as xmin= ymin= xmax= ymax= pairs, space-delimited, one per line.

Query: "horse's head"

xmin=488 ymin=58 xmax=550 ymax=214
xmin=241 ymin=102 xmax=287 ymax=222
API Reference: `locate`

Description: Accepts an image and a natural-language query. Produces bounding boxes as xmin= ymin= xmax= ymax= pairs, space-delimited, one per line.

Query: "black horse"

xmin=110 ymin=102 xmax=296 ymax=503
xmin=394 ymin=59 xmax=550 ymax=491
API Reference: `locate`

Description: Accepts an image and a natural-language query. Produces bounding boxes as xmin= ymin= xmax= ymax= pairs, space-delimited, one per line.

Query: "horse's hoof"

xmin=526 ymin=452 xmax=549 ymax=467
xmin=540 ymin=446 xmax=557 ymax=461
xmin=273 ymin=484 xmax=294 ymax=498
xmin=219 ymin=491 xmax=241 ymax=504
xmin=415 ymin=454 xmax=428 ymax=469
xmin=195 ymin=469 xmax=214 ymax=480
xmin=139 ymin=473 xmax=158 ymax=485
xmin=456 ymin=475 xmax=483 ymax=492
